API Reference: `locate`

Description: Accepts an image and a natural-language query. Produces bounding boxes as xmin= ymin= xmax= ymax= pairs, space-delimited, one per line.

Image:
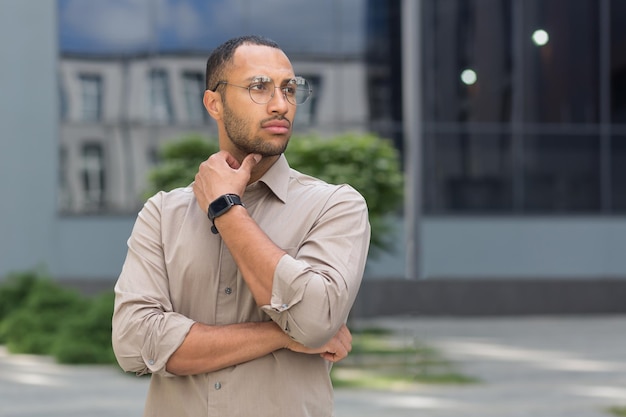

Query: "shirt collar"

xmin=255 ymin=154 xmax=290 ymax=203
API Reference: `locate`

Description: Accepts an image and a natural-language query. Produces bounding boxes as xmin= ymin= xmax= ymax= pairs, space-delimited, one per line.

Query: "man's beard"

xmin=223 ymin=103 xmax=290 ymax=157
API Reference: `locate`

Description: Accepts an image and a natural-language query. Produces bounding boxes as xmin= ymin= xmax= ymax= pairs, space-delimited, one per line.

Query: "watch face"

xmin=209 ymin=196 xmax=231 ymax=219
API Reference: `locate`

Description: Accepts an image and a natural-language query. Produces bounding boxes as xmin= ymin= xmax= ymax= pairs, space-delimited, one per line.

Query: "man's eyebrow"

xmin=246 ymin=75 xmax=272 ymax=82
xmin=245 ymin=75 xmax=297 ymax=84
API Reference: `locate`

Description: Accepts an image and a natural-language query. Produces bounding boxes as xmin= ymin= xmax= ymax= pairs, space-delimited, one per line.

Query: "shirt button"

xmin=225 ymin=287 xmax=232 ymax=295
xmin=148 ymin=359 xmax=155 ymax=365
xmin=215 ymin=382 xmax=222 ymax=390
xmin=281 ymin=303 xmax=288 ymax=309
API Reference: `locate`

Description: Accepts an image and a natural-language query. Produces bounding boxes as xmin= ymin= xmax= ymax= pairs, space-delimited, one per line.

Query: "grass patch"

xmin=331 ymin=327 xmax=477 ymax=389
xmin=607 ymin=406 xmax=626 ymax=417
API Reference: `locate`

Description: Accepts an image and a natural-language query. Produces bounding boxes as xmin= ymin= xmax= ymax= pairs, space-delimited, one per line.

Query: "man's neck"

xmin=248 ymin=154 xmax=280 ymax=184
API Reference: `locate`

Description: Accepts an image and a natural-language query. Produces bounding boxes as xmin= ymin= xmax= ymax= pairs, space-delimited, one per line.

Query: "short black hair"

xmin=205 ymin=35 xmax=281 ymax=91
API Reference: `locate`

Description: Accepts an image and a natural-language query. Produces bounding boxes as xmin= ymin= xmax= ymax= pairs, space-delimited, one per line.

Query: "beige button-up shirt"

xmin=112 ymin=155 xmax=370 ymax=417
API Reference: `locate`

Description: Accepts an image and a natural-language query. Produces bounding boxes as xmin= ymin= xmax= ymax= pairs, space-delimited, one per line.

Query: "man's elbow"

xmin=113 ymin=353 xmax=149 ymax=375
xmin=112 ymin=335 xmax=148 ymax=374
xmin=288 ymin=319 xmax=339 ymax=349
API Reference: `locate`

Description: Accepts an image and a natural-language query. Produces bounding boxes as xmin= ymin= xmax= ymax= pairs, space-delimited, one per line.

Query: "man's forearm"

xmin=165 ymin=321 xmax=288 ymax=376
xmin=213 ymin=205 xmax=285 ymax=306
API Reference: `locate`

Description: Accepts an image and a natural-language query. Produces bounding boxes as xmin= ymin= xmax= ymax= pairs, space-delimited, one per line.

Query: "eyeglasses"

xmin=211 ymin=76 xmax=312 ymax=105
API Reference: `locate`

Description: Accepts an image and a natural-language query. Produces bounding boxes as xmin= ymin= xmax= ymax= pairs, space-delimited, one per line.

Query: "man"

xmin=112 ymin=35 xmax=370 ymax=417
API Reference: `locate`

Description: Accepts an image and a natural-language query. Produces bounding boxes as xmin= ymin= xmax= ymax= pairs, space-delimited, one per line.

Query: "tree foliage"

xmin=145 ymin=133 xmax=404 ymax=256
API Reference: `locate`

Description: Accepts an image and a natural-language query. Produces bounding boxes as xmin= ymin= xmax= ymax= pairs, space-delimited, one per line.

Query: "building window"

xmin=79 ymin=74 xmax=102 ymax=122
xmin=59 ymin=75 xmax=68 ymax=121
xmin=81 ymin=142 xmax=105 ymax=210
xmin=424 ymin=130 xmax=513 ymax=212
xmin=523 ymin=134 xmax=600 ymax=212
xmin=58 ymin=146 xmax=71 ymax=211
xmin=149 ymin=69 xmax=174 ymax=123
xmin=294 ymin=74 xmax=321 ymax=126
xmin=182 ymin=71 xmax=207 ymax=123
xmin=611 ymin=0 xmax=626 ymax=124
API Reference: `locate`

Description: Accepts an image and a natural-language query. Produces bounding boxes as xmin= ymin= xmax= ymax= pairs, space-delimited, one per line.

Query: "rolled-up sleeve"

xmin=112 ymin=192 xmax=194 ymax=376
xmin=261 ymin=185 xmax=370 ymax=348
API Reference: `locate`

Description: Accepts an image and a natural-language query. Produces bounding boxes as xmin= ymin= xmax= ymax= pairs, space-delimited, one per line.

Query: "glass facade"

xmin=421 ymin=0 xmax=626 ymax=214
xmin=57 ymin=0 xmax=626 ymax=216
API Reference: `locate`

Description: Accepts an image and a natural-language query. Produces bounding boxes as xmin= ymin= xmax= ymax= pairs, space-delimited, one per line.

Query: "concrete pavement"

xmin=337 ymin=315 xmax=626 ymax=417
xmin=1 ymin=316 xmax=625 ymax=416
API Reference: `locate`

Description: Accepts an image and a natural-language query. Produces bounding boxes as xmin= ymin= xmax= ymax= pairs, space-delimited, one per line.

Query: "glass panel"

xmin=149 ymin=69 xmax=173 ymax=123
xmin=611 ymin=0 xmax=626 ymax=124
xmin=610 ymin=135 xmax=626 ymax=211
xmin=521 ymin=0 xmax=599 ymax=123
xmin=243 ymin=0 xmax=363 ymax=55
xmin=366 ymin=0 xmax=402 ymax=149
xmin=81 ymin=143 xmax=105 ymax=210
xmin=523 ymin=134 xmax=600 ymax=212
xmin=424 ymin=131 xmax=513 ymax=212
xmin=58 ymin=146 xmax=71 ymax=211
xmin=182 ymin=71 xmax=206 ymax=124
xmin=425 ymin=0 xmax=513 ymax=123
xmin=79 ymin=74 xmax=102 ymax=122
xmin=59 ymin=74 xmax=68 ymax=121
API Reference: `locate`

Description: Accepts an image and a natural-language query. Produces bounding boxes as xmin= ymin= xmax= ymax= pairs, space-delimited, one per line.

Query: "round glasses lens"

xmin=248 ymin=80 xmax=275 ymax=104
xmin=246 ymin=78 xmax=311 ymax=105
xmin=291 ymin=78 xmax=311 ymax=105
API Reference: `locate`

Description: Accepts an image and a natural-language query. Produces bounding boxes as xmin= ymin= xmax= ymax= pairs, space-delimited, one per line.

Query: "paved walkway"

xmin=1 ymin=316 xmax=625 ymax=416
xmin=337 ymin=315 xmax=626 ymax=417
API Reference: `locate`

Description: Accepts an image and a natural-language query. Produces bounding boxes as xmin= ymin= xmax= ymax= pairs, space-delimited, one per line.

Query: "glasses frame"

xmin=210 ymin=76 xmax=312 ymax=106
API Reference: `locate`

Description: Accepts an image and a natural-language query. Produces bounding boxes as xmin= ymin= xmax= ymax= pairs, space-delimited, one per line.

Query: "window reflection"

xmin=424 ymin=131 xmax=513 ymax=212
xmin=148 ymin=69 xmax=174 ymax=123
xmin=182 ymin=71 xmax=207 ymax=124
xmin=523 ymin=134 xmax=600 ymax=212
xmin=79 ymin=74 xmax=102 ymax=122
xmin=611 ymin=135 xmax=626 ymax=211
xmin=81 ymin=142 xmax=105 ymax=211
xmin=58 ymin=0 xmax=370 ymax=214
xmin=611 ymin=0 xmax=626 ymax=124
xmin=522 ymin=0 xmax=599 ymax=124
xmin=424 ymin=0 xmax=512 ymax=123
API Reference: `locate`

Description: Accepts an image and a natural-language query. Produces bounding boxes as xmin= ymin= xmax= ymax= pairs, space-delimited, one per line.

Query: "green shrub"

xmin=0 ymin=277 xmax=87 ymax=355
xmin=52 ymin=291 xmax=116 ymax=364
xmin=0 ymin=270 xmax=117 ymax=365
xmin=0 ymin=270 xmax=40 ymax=325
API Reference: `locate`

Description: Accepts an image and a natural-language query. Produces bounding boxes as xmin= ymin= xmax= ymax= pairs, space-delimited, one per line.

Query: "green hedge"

xmin=0 ymin=270 xmax=116 ymax=364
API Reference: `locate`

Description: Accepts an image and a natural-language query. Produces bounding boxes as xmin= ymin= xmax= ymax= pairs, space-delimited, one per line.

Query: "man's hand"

xmin=193 ymin=151 xmax=261 ymax=213
xmin=285 ymin=324 xmax=353 ymax=363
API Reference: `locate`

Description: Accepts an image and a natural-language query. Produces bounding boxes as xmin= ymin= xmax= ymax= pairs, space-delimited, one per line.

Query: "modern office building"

xmin=2 ymin=0 xmax=626 ymax=316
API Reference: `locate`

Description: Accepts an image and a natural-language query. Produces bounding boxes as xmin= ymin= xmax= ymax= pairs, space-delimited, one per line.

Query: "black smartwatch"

xmin=207 ymin=193 xmax=245 ymax=234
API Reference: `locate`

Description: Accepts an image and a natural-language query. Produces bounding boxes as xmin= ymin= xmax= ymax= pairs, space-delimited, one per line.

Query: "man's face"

xmin=220 ymin=44 xmax=297 ymax=158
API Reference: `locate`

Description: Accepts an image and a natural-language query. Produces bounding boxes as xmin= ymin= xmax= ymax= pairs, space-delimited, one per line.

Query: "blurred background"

xmin=2 ymin=0 xmax=626 ymax=318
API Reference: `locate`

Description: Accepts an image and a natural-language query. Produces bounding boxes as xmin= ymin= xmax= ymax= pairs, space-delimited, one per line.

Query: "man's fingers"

xmin=336 ymin=325 xmax=352 ymax=352
xmin=222 ymin=151 xmax=241 ymax=169
xmin=240 ymin=153 xmax=261 ymax=173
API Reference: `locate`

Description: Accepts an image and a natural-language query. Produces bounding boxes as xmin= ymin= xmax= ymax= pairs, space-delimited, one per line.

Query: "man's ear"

xmin=203 ymin=89 xmax=222 ymax=120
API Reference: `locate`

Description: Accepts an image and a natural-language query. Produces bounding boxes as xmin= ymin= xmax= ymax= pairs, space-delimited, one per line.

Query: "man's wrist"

xmin=207 ymin=194 xmax=245 ymax=234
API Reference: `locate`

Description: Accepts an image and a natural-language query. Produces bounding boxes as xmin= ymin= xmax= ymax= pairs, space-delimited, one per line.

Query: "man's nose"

xmin=267 ymin=87 xmax=290 ymax=113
